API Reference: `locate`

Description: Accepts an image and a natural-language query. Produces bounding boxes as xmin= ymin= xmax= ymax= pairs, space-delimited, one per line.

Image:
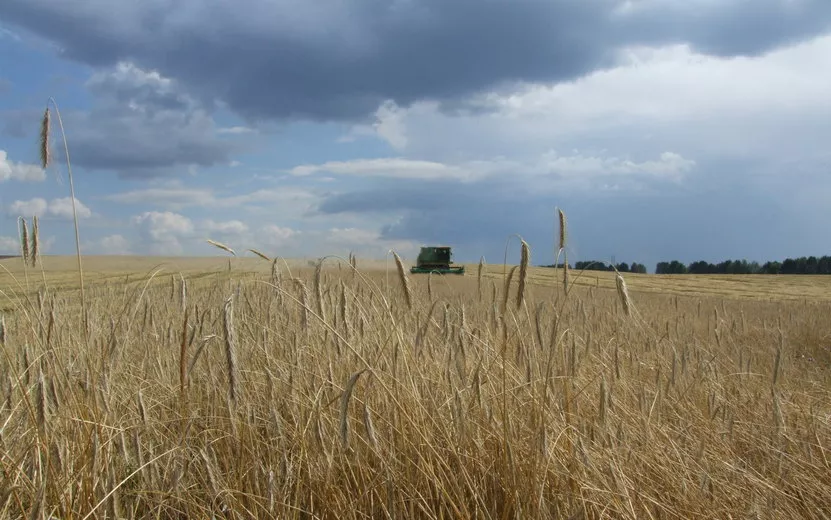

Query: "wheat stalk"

xmin=314 ymin=261 xmax=326 ymax=321
xmin=179 ymin=307 xmax=189 ymax=395
xmin=36 ymin=366 xmax=47 ymax=433
xmin=501 ymin=265 xmax=517 ymax=316
xmin=41 ymin=100 xmax=87 ymax=337
xmin=223 ymin=296 xmax=239 ymax=406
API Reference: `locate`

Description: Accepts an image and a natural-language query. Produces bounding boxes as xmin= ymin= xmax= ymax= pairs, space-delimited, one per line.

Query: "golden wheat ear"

xmin=31 ymin=216 xmax=39 ymax=268
xmin=19 ymin=217 xmax=30 ymax=265
xmin=615 ymin=272 xmax=633 ymax=316
xmin=247 ymin=249 xmax=270 ymax=261
xmin=206 ymin=239 xmax=236 ymax=256
xmin=392 ymin=251 xmax=413 ymax=310
xmin=516 ymin=240 xmax=530 ymax=310
xmin=40 ymin=107 xmax=51 ymax=169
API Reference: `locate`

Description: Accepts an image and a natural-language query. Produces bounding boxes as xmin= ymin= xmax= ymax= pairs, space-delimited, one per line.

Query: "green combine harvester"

xmin=410 ymin=246 xmax=465 ymax=275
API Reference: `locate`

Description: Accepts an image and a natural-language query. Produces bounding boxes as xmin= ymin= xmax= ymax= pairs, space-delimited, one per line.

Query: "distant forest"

xmin=654 ymin=256 xmax=831 ymax=275
xmin=540 ymin=261 xmax=648 ymax=274
xmin=541 ymin=256 xmax=831 ymax=275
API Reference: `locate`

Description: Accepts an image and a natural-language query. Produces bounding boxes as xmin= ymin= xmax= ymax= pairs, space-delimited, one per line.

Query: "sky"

xmin=1 ymin=0 xmax=830 ymax=271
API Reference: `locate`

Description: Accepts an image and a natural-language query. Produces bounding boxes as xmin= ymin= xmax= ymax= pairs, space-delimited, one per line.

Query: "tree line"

xmin=655 ymin=256 xmax=831 ymax=275
xmin=541 ymin=261 xmax=648 ymax=274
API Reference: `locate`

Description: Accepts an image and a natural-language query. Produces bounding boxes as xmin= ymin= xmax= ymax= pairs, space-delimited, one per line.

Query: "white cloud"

xmin=48 ymin=197 xmax=93 ymax=219
xmin=8 ymin=198 xmax=48 ymax=217
xmin=7 ymin=197 xmax=92 ymax=219
xmin=104 ymin=186 xmax=319 ymax=213
xmin=288 ymin=158 xmax=487 ymax=182
xmin=259 ymin=225 xmax=299 ymax=247
xmin=0 ymin=236 xmax=18 ymax=254
xmin=217 ymin=126 xmax=256 ymax=135
xmin=131 ymin=211 xmax=194 ymax=255
xmin=324 ymin=227 xmax=419 ymax=258
xmin=344 ymin=34 xmax=831 ymax=173
xmin=284 ymin=150 xmax=694 ymax=189
xmin=0 ymin=234 xmax=56 ymax=255
xmin=536 ymin=150 xmax=695 ymax=180
xmin=0 ymin=150 xmax=46 ymax=183
xmin=201 ymin=219 xmax=249 ymax=235
xmin=85 ymin=234 xmax=132 ymax=255
xmin=99 ymin=234 xmax=132 ymax=254
xmin=104 ymin=188 xmax=214 ymax=209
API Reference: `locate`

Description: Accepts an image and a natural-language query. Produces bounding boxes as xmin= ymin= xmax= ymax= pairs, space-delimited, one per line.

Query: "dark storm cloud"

xmin=2 ymin=63 xmax=237 ymax=177
xmin=2 ymin=0 xmax=829 ymax=122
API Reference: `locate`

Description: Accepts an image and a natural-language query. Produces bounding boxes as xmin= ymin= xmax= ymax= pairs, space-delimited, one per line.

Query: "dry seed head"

xmin=502 ymin=265 xmax=517 ymax=315
xmin=478 ymin=256 xmax=485 ymax=299
xmin=248 ymin=248 xmax=270 ymax=261
xmin=40 ymin=107 xmax=51 ymax=169
xmin=558 ymin=208 xmax=567 ymax=250
xmin=206 ymin=239 xmax=236 ymax=256
xmin=362 ymin=402 xmax=378 ymax=449
xmin=19 ymin=217 xmax=30 ymax=265
xmin=340 ymin=369 xmax=366 ymax=448
xmin=615 ymin=272 xmax=632 ymax=316
xmin=31 ymin=216 xmax=39 ymax=268
xmin=270 ymin=258 xmax=280 ymax=283
xmin=392 ymin=251 xmax=413 ymax=310
xmin=516 ymin=240 xmax=530 ymax=310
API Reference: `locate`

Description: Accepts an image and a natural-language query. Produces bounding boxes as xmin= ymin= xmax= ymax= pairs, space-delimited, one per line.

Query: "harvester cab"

xmin=410 ymin=246 xmax=465 ymax=275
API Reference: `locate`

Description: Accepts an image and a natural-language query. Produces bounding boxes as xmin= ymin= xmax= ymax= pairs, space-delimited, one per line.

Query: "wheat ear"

xmin=558 ymin=208 xmax=569 ymax=292
xmin=207 ymin=239 xmax=236 ymax=256
xmin=392 ymin=251 xmax=413 ymax=310
xmin=516 ymin=240 xmax=530 ymax=310
xmin=31 ymin=216 xmax=39 ymax=268
xmin=19 ymin=217 xmax=30 ymax=265
xmin=247 ymin=249 xmax=270 ymax=261
xmin=478 ymin=256 xmax=485 ymax=300
xmin=615 ymin=272 xmax=632 ymax=316
xmin=339 ymin=369 xmax=367 ymax=449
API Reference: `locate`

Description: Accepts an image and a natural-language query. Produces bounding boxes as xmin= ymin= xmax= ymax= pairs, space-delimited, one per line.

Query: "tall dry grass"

xmin=0 ymin=246 xmax=830 ymax=519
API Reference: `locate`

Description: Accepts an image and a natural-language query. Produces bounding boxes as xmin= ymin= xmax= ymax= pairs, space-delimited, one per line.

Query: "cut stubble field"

xmin=0 ymin=254 xmax=829 ymax=518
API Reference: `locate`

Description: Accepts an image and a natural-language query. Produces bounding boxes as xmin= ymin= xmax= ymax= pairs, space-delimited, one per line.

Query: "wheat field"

xmin=0 ymin=253 xmax=829 ymax=519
